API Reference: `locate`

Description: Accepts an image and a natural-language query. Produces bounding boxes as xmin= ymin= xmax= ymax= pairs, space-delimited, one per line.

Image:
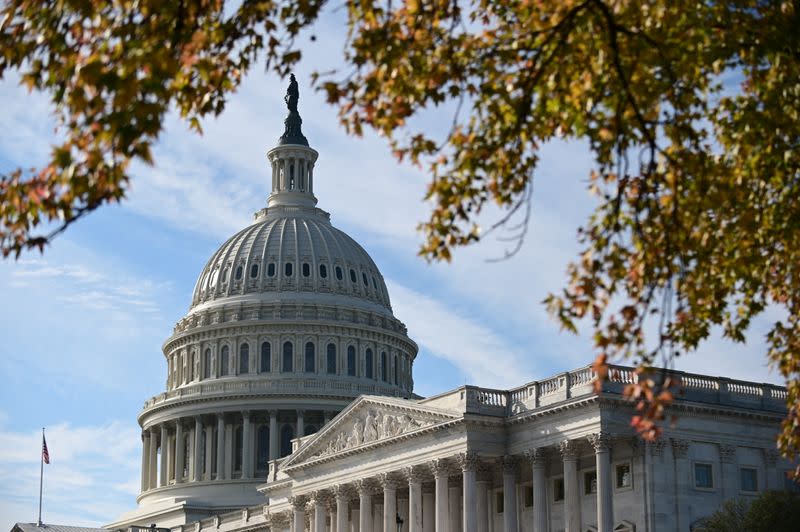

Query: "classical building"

xmin=14 ymin=80 xmax=794 ymax=532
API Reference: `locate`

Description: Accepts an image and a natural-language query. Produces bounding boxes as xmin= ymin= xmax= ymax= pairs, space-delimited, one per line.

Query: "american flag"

xmin=42 ymin=433 xmax=50 ymax=464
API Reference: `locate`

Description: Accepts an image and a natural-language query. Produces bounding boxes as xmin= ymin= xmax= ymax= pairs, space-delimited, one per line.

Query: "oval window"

xmin=267 ymin=263 xmax=276 ymax=277
xmin=362 ymin=272 xmax=368 ymax=286
xmin=285 ymin=263 xmax=293 ymax=277
xmin=302 ymin=263 xmax=311 ymax=277
xmin=372 ymin=277 xmax=377 ymax=289
xmin=320 ymin=264 xmax=328 ymax=278
xmin=335 ymin=266 xmax=343 ymax=280
xmin=235 ymin=265 xmax=243 ymax=280
xmin=350 ymin=269 xmax=357 ymax=283
xmin=250 ymin=263 xmax=259 ymax=278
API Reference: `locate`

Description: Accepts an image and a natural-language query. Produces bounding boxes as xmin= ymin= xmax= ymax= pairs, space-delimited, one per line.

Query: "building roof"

xmin=12 ymin=523 xmax=109 ymax=532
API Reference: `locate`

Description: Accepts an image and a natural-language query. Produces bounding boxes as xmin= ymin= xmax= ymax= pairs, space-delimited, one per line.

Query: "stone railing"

xmin=142 ymin=377 xmax=406 ymax=410
xmin=423 ymin=365 xmax=787 ymax=417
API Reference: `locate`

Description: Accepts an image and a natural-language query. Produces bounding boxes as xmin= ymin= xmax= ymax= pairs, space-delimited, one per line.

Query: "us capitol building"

xmin=31 ymin=79 xmax=796 ymax=532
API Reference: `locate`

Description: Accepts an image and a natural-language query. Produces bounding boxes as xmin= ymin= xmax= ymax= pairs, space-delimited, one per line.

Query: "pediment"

xmin=282 ymin=396 xmax=461 ymax=469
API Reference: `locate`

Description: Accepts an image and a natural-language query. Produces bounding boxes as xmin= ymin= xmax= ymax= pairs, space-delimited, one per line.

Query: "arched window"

xmin=326 ymin=343 xmax=337 ymax=374
xmin=319 ymin=264 xmax=328 ymax=278
xmin=280 ymin=425 xmax=294 ymax=457
xmin=235 ymin=265 xmax=243 ymax=280
xmin=304 ymin=342 xmax=316 ymax=372
xmin=257 ymin=425 xmax=269 ymax=471
xmin=204 ymin=348 xmax=211 ymax=378
xmin=239 ymin=343 xmax=250 ymax=374
xmin=220 ymin=345 xmax=230 ymax=376
xmin=234 ymin=426 xmax=243 ymax=472
xmin=335 ymin=266 xmax=343 ymax=280
xmin=365 ymin=348 xmax=374 ymax=379
xmin=282 ymin=341 xmax=293 ymax=372
xmin=362 ymin=272 xmax=368 ymax=286
xmin=347 ymin=346 xmax=356 ymax=376
xmin=381 ymin=351 xmax=388 ymax=382
xmin=267 ymin=263 xmax=276 ymax=277
xmin=285 ymin=262 xmax=293 ymax=277
xmin=393 ymin=354 xmax=398 ymax=385
xmin=350 ymin=269 xmax=357 ymax=283
xmin=302 ymin=263 xmax=311 ymax=277
xmin=260 ymin=342 xmax=271 ymax=372
xmin=250 ymin=263 xmax=259 ymax=278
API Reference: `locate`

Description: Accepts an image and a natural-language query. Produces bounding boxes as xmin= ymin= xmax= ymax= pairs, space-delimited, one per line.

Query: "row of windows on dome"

xmin=272 ymin=156 xmax=313 ymax=193
xmin=202 ymin=260 xmax=386 ymax=300
xmin=167 ymin=340 xmax=413 ymax=390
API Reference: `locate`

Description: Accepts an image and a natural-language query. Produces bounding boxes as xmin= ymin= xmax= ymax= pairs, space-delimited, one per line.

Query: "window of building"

xmin=280 ymin=425 xmax=294 ymax=457
xmin=220 ymin=345 xmax=230 ymax=376
xmin=282 ymin=341 xmax=293 ymax=372
xmin=393 ymin=355 xmax=398 ymax=385
xmin=350 ymin=269 xmax=357 ymax=283
xmin=347 ymin=345 xmax=356 ymax=376
xmin=234 ymin=426 xmax=243 ymax=472
xmin=584 ymin=470 xmax=597 ymax=495
xmin=305 ymin=342 xmax=316 ymax=372
xmin=365 ymin=348 xmax=374 ymax=379
xmin=285 ymin=262 xmax=293 ymax=277
xmin=616 ymin=462 xmax=632 ymax=490
xmin=327 ymin=343 xmax=337 ymax=374
xmin=495 ymin=491 xmax=504 ymax=513
xmin=372 ymin=277 xmax=378 ymax=290
xmin=381 ymin=351 xmax=388 ymax=381
xmin=302 ymin=263 xmax=311 ymax=277
xmin=239 ymin=343 xmax=250 ymax=374
xmin=222 ymin=267 xmax=229 ymax=283
xmin=260 ymin=342 xmax=271 ymax=372
xmin=553 ymin=478 xmax=565 ymax=502
xmin=250 ymin=263 xmax=259 ymax=278
xmin=257 ymin=425 xmax=269 ymax=471
xmin=235 ymin=265 xmax=243 ymax=280
xmin=694 ymin=462 xmax=714 ymax=489
xmin=320 ymin=264 xmax=328 ymax=278
xmin=335 ymin=266 xmax=343 ymax=280
xmin=203 ymin=348 xmax=211 ymax=379
xmin=524 ymin=485 xmax=533 ymax=507
xmin=740 ymin=467 xmax=758 ymax=493
xmin=267 ymin=263 xmax=276 ymax=277
xmin=362 ymin=272 xmax=368 ymax=286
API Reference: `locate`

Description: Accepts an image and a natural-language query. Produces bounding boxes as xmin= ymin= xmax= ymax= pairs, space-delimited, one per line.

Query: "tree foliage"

xmin=2 ymin=1 xmax=800 ymax=471
xmin=694 ymin=490 xmax=800 ymax=532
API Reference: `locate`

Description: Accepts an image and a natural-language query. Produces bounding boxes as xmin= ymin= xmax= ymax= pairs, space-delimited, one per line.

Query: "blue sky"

xmin=0 ymin=7 xmax=783 ymax=531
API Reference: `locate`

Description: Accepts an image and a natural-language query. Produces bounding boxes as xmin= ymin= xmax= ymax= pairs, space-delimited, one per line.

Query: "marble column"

xmin=314 ymin=493 xmax=327 ymax=532
xmin=671 ymin=439 xmax=691 ymax=532
xmin=216 ymin=414 xmax=226 ymax=480
xmin=524 ymin=448 xmax=548 ymax=532
xmin=430 ymin=459 xmax=450 ymax=532
xmin=475 ymin=469 xmax=490 ymax=532
xmin=358 ymin=480 xmax=373 ymax=532
xmin=204 ymin=425 xmax=214 ymax=479
xmin=148 ymin=428 xmax=158 ymax=490
xmin=449 ymin=485 xmax=461 ymax=532
xmin=405 ymin=466 xmax=424 ymax=532
xmin=459 ymin=453 xmax=479 ymax=532
xmin=501 ymin=456 xmax=518 ymax=532
xmin=242 ymin=411 xmax=252 ymax=479
xmin=764 ymin=448 xmax=780 ymax=489
xmin=297 ymin=410 xmax=305 ymax=438
xmin=193 ymin=416 xmax=203 ymax=482
xmin=559 ymin=441 xmax=580 ymax=532
xmin=588 ymin=433 xmax=613 ymax=532
xmin=719 ymin=444 xmax=737 ymax=501
xmin=159 ymin=424 xmax=168 ymax=487
xmin=335 ymin=485 xmax=350 ymax=532
xmin=269 ymin=411 xmax=279 ymax=460
xmin=329 ymin=501 xmax=338 ymax=532
xmin=353 ymin=509 xmax=361 ymax=532
xmin=293 ymin=496 xmax=308 ymax=532
xmin=381 ymin=474 xmax=398 ymax=532
xmin=141 ymin=431 xmax=150 ymax=492
xmin=175 ymin=420 xmax=185 ymax=483
xmin=422 ymin=485 xmax=435 ymax=532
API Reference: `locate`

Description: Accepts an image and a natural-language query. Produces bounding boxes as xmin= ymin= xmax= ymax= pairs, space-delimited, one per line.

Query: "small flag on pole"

xmin=42 ymin=433 xmax=50 ymax=464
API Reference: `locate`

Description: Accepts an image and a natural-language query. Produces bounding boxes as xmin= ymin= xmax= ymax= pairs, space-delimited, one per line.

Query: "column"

xmin=524 ymin=449 xmax=548 ymax=532
xmin=314 ymin=493 xmax=327 ymax=532
xmin=671 ymin=439 xmax=690 ymax=532
xmin=335 ymin=485 xmax=350 ymax=532
xmin=329 ymin=500 xmax=338 ymax=532
xmin=216 ymin=414 xmax=226 ymax=480
xmin=159 ymin=424 xmax=168 ymax=487
xmin=193 ymin=416 xmax=203 ymax=482
xmin=588 ymin=433 xmax=613 ymax=532
xmin=449 ymin=485 xmax=461 ymax=532
xmin=719 ymin=444 xmax=737 ymax=501
xmin=422 ymin=485 xmax=435 ymax=532
xmin=204 ymin=425 xmax=214 ymax=480
xmin=381 ymin=474 xmax=398 ymax=532
xmin=353 ymin=508 xmax=361 ymax=532
xmin=429 ymin=459 xmax=450 ymax=532
xmin=501 ymin=456 xmax=518 ymax=532
xmin=358 ymin=480 xmax=373 ymax=532
xmin=764 ymin=448 xmax=780 ymax=489
xmin=270 ymin=410 xmax=279 ymax=460
xmin=458 ymin=453 xmax=478 ymax=532
xmin=141 ymin=431 xmax=150 ymax=492
xmin=475 ymin=471 xmax=490 ymax=532
xmin=148 ymin=427 xmax=158 ymax=490
xmin=293 ymin=496 xmax=309 ymax=532
xmin=242 ymin=411 xmax=252 ymax=479
xmin=559 ymin=441 xmax=580 ymax=532
xmin=297 ymin=410 xmax=306 ymax=438
xmin=405 ymin=466 xmax=424 ymax=532
xmin=175 ymin=420 xmax=185 ymax=483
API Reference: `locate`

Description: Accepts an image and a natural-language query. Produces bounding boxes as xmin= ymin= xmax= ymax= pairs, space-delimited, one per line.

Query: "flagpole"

xmin=38 ymin=427 xmax=44 ymax=527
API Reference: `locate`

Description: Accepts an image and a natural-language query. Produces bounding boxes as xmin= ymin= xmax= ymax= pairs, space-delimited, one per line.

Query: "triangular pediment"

xmin=282 ymin=396 xmax=461 ymax=469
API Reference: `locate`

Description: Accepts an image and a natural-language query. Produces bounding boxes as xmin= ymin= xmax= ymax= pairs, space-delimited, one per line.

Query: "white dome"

xmin=190 ymin=204 xmax=392 ymax=315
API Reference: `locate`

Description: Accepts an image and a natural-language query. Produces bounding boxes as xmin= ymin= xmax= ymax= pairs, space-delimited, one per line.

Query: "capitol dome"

xmin=129 ymin=76 xmax=418 ymax=519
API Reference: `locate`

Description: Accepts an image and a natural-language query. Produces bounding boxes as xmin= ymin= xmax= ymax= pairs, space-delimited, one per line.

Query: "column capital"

xmin=403 ymin=465 xmax=426 ymax=484
xmin=501 ymin=455 xmax=517 ymax=474
xmin=719 ymin=443 xmax=736 ymax=464
xmin=289 ymin=495 xmax=309 ymax=510
xmin=763 ymin=448 xmax=780 ymax=466
xmin=559 ymin=439 xmax=580 ymax=460
xmin=332 ymin=484 xmax=353 ymax=499
xmin=378 ymin=472 xmax=399 ymax=489
xmin=523 ymin=447 xmax=548 ymax=466
xmin=269 ymin=409 xmax=278 ymax=417
xmin=428 ymin=458 xmax=450 ymax=478
xmin=587 ymin=432 xmax=612 ymax=452
xmin=242 ymin=410 xmax=251 ymax=419
xmin=141 ymin=430 xmax=150 ymax=440
xmin=671 ymin=438 xmax=690 ymax=459
xmin=194 ymin=415 xmax=203 ymax=423
xmin=648 ymin=438 xmax=666 ymax=457
xmin=297 ymin=409 xmax=306 ymax=416
xmin=356 ymin=478 xmax=374 ymax=495
xmin=309 ymin=490 xmax=329 ymax=505
xmin=456 ymin=451 xmax=480 ymax=472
